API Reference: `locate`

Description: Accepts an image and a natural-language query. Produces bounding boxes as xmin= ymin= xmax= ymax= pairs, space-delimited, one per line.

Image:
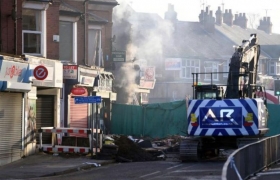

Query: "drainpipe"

xmin=84 ymin=0 xmax=88 ymax=65
xmin=13 ymin=0 xmax=17 ymax=55
xmin=0 ymin=0 xmax=2 ymax=52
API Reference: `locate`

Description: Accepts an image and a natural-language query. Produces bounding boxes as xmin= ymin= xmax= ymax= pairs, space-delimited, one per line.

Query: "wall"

xmin=62 ymin=0 xmax=85 ymax=65
xmin=1 ymin=0 xmax=17 ymax=54
xmin=46 ymin=1 xmax=60 ymax=59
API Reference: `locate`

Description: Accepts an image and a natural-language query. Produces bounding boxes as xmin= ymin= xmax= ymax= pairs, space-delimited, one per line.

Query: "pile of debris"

xmin=114 ymin=135 xmax=155 ymax=162
xmin=98 ymin=135 xmax=182 ymax=162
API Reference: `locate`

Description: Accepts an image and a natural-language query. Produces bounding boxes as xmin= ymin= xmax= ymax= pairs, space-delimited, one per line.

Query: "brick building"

xmin=0 ymin=0 xmax=118 ymax=165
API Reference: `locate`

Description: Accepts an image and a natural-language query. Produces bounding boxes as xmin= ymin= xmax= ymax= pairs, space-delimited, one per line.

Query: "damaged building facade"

xmin=0 ymin=0 xmax=118 ymax=165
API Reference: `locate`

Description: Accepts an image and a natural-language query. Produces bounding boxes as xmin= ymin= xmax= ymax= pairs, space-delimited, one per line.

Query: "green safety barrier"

xmin=111 ymin=101 xmax=280 ymax=138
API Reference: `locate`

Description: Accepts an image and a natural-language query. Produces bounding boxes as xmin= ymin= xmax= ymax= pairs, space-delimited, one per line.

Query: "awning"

xmin=100 ymin=74 xmax=106 ymax=79
xmin=109 ymin=74 xmax=115 ymax=79
xmin=105 ymin=74 xmax=110 ymax=79
xmin=2 ymin=81 xmax=31 ymax=92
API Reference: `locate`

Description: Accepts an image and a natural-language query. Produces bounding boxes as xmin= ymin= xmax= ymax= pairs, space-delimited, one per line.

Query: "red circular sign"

xmin=34 ymin=65 xmax=48 ymax=80
xmin=71 ymin=87 xmax=86 ymax=95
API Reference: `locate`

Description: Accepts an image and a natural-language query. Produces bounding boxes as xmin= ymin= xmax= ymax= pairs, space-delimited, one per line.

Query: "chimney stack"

xmin=223 ymin=9 xmax=233 ymax=26
xmin=199 ymin=7 xmax=215 ymax=33
xmin=258 ymin=16 xmax=273 ymax=34
xmin=240 ymin=13 xmax=248 ymax=29
xmin=164 ymin=3 xmax=178 ymax=22
xmin=215 ymin=6 xmax=223 ymax=26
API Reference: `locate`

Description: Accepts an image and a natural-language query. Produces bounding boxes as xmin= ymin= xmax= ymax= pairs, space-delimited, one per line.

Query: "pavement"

xmin=0 ymin=152 xmax=115 ymax=180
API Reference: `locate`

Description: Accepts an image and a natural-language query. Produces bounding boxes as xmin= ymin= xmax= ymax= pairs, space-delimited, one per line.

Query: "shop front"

xmin=95 ymin=72 xmax=116 ymax=134
xmin=26 ymin=56 xmax=63 ymax=151
xmin=63 ymin=65 xmax=98 ymax=137
xmin=0 ymin=55 xmax=32 ymax=165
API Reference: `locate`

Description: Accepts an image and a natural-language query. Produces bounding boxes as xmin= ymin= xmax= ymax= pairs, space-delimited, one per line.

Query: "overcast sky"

xmin=127 ymin=0 xmax=280 ymax=33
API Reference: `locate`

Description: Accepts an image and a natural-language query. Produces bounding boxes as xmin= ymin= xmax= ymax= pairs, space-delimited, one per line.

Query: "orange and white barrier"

xmin=42 ymin=145 xmax=90 ymax=153
xmin=38 ymin=127 xmax=101 ymax=154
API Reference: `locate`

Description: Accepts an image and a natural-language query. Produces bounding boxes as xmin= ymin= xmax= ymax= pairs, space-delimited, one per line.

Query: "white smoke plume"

xmin=112 ymin=0 xmax=175 ymax=104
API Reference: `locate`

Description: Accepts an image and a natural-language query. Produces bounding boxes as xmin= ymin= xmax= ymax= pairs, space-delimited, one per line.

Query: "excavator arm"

xmin=225 ymin=34 xmax=261 ymax=99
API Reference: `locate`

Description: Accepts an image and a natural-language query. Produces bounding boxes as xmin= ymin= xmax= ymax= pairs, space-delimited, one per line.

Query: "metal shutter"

xmin=0 ymin=92 xmax=22 ymax=165
xmin=69 ymin=95 xmax=88 ymax=137
xmin=36 ymin=95 xmax=54 ymax=144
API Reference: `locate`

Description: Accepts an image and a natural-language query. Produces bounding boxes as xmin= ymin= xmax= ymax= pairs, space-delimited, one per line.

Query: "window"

xmin=277 ymin=62 xmax=280 ymax=75
xmin=22 ymin=9 xmax=43 ymax=55
xmin=88 ymin=29 xmax=99 ymax=66
xmin=88 ymin=25 xmax=102 ymax=66
xmin=59 ymin=21 xmax=74 ymax=62
xmin=269 ymin=61 xmax=280 ymax=75
xmin=204 ymin=61 xmax=218 ymax=81
xmin=59 ymin=16 xmax=78 ymax=63
xmin=257 ymin=60 xmax=263 ymax=74
xmin=223 ymin=60 xmax=229 ymax=77
xmin=181 ymin=59 xmax=200 ymax=79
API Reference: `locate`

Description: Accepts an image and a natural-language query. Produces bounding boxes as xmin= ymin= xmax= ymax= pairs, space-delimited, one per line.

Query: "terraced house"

xmin=0 ymin=0 xmax=118 ymax=166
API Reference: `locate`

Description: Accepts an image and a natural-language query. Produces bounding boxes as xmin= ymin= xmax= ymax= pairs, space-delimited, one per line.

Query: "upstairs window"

xmin=268 ymin=61 xmax=280 ymax=75
xmin=59 ymin=21 xmax=74 ymax=62
xmin=204 ymin=61 xmax=219 ymax=81
xmin=181 ymin=59 xmax=200 ymax=79
xmin=88 ymin=25 xmax=102 ymax=66
xmin=223 ymin=60 xmax=229 ymax=78
xmin=22 ymin=9 xmax=42 ymax=55
xmin=59 ymin=16 xmax=78 ymax=64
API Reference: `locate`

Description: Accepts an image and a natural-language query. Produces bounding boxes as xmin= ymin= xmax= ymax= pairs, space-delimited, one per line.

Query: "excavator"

xmin=180 ymin=34 xmax=269 ymax=161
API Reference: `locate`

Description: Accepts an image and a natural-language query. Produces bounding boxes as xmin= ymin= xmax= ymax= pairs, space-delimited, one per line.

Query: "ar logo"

xmin=202 ymin=109 xmax=238 ymax=125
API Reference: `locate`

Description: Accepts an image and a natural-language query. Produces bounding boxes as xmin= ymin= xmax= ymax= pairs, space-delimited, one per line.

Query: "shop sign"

xmin=144 ymin=66 xmax=156 ymax=81
xmin=0 ymin=60 xmax=29 ymax=82
xmin=71 ymin=87 xmax=86 ymax=95
xmin=112 ymin=51 xmax=126 ymax=62
xmin=27 ymin=56 xmax=63 ymax=88
xmin=29 ymin=64 xmax=54 ymax=81
xmin=165 ymin=58 xmax=181 ymax=70
xmin=33 ymin=65 xmax=48 ymax=80
xmin=63 ymin=65 xmax=78 ymax=79
xmin=78 ymin=67 xmax=98 ymax=87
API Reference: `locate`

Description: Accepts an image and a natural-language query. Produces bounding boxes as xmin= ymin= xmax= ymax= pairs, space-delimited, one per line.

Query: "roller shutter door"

xmin=36 ymin=96 xmax=54 ymax=144
xmin=0 ymin=92 xmax=22 ymax=165
xmin=69 ymin=95 xmax=88 ymax=137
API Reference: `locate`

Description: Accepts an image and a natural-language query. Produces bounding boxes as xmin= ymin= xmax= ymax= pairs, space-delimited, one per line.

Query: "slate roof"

xmin=59 ymin=1 xmax=108 ymax=23
xmin=59 ymin=1 xmax=81 ymax=15
xmin=88 ymin=12 xmax=108 ymax=23
xmin=164 ymin=20 xmax=280 ymax=61
xmin=89 ymin=0 xmax=118 ymax=6
xmin=215 ymin=24 xmax=280 ymax=59
xmin=165 ymin=21 xmax=235 ymax=60
xmin=115 ymin=7 xmax=280 ymax=61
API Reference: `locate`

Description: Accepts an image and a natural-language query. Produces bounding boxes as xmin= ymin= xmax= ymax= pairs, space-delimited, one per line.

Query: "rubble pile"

xmin=98 ymin=135 xmax=184 ymax=162
xmin=113 ymin=135 xmax=155 ymax=162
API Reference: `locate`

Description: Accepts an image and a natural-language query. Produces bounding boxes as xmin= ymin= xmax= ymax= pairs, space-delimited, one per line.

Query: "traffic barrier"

xmin=38 ymin=127 xmax=102 ymax=154
xmin=42 ymin=145 xmax=91 ymax=153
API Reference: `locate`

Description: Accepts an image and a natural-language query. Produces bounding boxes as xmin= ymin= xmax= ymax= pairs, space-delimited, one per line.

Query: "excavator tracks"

xmin=179 ymin=138 xmax=200 ymax=161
